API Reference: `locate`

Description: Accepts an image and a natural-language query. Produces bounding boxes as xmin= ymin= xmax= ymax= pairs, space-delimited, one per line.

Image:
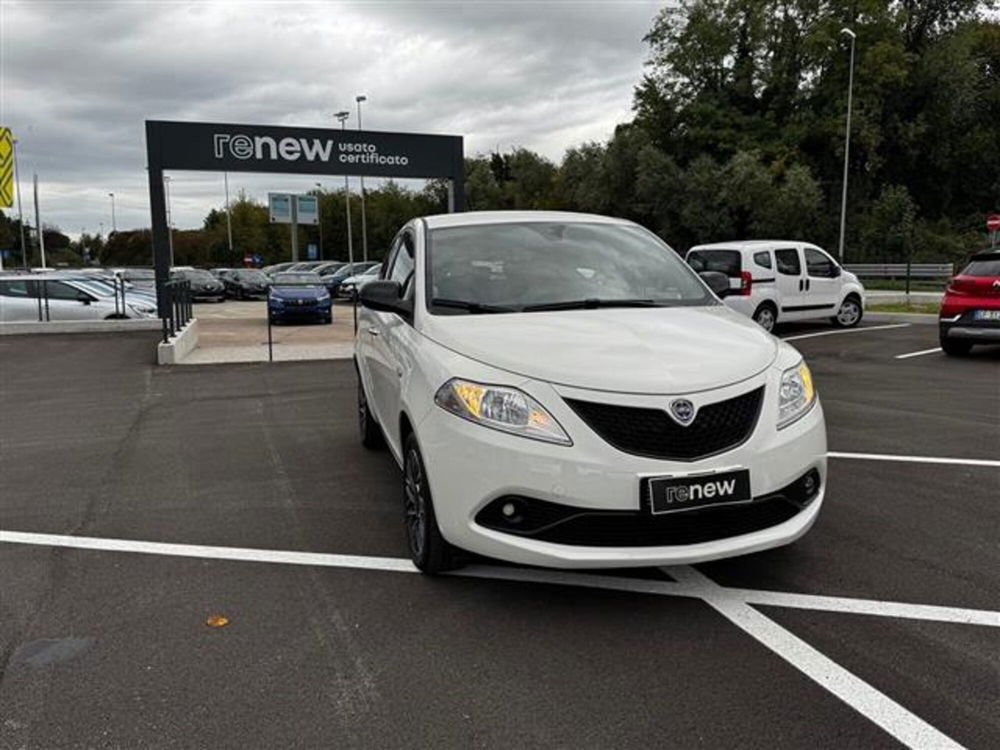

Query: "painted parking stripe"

xmin=781 ymin=323 xmax=910 ymax=342
xmin=894 ymin=347 xmax=942 ymax=359
xmin=670 ymin=566 xmax=965 ymax=750
xmin=828 ymin=451 xmax=1000 ymax=469
xmin=2 ymin=530 xmax=997 ymax=629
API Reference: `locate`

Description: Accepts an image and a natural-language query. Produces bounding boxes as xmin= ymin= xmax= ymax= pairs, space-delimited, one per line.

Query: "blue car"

xmin=267 ymin=272 xmax=332 ymax=324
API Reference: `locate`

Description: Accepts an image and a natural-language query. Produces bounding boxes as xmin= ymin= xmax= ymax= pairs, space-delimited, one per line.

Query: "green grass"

xmin=867 ymin=301 xmax=941 ymax=314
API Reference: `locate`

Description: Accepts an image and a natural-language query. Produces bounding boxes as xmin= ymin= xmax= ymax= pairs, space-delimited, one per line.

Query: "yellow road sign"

xmin=0 ymin=128 xmax=13 ymax=208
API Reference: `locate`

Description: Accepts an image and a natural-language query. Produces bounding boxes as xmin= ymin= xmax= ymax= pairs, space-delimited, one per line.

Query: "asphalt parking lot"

xmin=1 ymin=322 xmax=997 ymax=749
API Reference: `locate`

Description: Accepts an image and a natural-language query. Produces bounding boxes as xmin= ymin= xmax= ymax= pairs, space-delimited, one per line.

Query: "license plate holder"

xmin=973 ymin=309 xmax=1000 ymax=322
xmin=645 ymin=469 xmax=752 ymax=515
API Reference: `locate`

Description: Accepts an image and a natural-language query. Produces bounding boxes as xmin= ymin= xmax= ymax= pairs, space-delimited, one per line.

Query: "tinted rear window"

xmin=962 ymin=259 xmax=1000 ymax=276
xmin=687 ymin=250 xmax=742 ymax=277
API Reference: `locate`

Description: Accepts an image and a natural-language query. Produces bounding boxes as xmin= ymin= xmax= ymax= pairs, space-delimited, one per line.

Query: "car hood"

xmin=421 ymin=306 xmax=779 ymax=394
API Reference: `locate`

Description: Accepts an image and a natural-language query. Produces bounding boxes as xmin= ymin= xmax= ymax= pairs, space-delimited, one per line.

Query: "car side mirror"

xmin=699 ymin=271 xmax=731 ymax=298
xmin=832 ymin=265 xmax=842 ymax=278
xmin=76 ymin=292 xmax=93 ymax=305
xmin=359 ymin=280 xmax=413 ymax=319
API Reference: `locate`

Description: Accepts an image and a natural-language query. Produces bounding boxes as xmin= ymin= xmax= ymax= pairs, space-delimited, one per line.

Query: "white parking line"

xmin=782 ymin=323 xmax=910 ymax=342
xmin=894 ymin=347 xmax=942 ymax=360
xmin=670 ymin=566 xmax=965 ymax=750
xmin=828 ymin=451 xmax=1000 ymax=469
xmin=2 ymin=530 xmax=997 ymax=629
xmin=3 ymin=529 xmax=993 ymax=748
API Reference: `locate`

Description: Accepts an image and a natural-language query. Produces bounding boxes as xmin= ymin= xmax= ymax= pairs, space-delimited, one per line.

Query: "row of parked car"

xmin=0 ymin=268 xmax=159 ymax=322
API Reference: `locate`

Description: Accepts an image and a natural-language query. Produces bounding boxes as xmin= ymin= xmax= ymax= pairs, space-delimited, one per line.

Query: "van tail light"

xmin=739 ymin=271 xmax=753 ymax=296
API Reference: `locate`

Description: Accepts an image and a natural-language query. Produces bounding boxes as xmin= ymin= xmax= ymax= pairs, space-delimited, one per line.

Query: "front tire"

xmin=940 ymin=337 xmax=972 ymax=356
xmin=832 ymin=295 xmax=863 ymax=328
xmin=403 ymin=433 xmax=459 ymax=574
xmin=357 ymin=379 xmax=384 ymax=449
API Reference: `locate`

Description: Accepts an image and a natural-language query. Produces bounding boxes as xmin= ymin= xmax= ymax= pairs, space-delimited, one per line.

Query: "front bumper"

xmin=416 ymin=374 xmax=827 ymax=569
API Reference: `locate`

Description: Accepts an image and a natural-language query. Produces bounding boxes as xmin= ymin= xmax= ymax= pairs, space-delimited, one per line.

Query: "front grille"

xmin=565 ymin=386 xmax=764 ymax=461
xmin=474 ymin=470 xmax=818 ymax=548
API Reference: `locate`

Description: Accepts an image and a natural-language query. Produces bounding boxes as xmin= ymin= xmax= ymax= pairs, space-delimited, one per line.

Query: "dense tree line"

xmin=3 ymin=1 xmax=996 ymax=269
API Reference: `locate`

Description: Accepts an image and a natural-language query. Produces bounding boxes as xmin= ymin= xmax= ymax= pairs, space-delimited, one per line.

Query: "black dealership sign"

xmin=145 ymin=119 xmax=465 ymax=314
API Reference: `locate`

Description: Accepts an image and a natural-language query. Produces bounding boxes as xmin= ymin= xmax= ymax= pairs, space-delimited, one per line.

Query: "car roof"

xmin=688 ymin=240 xmax=808 ymax=251
xmin=421 ymin=210 xmax=633 ymax=230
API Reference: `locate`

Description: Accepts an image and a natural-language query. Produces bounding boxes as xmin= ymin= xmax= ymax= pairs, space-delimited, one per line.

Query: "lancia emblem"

xmin=669 ymin=399 xmax=697 ymax=426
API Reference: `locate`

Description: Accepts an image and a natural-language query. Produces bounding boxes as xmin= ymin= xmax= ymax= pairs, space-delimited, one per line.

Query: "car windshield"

xmin=67 ymin=279 xmax=115 ymax=297
xmin=240 ymin=270 xmax=268 ymax=281
xmin=426 ymin=221 xmax=712 ymax=314
xmin=176 ymin=269 xmax=215 ymax=282
xmin=274 ymin=272 xmax=322 ymax=286
xmin=963 ymin=258 xmax=1000 ymax=276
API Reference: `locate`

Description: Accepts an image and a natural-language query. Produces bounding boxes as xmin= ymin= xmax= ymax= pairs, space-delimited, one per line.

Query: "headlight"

xmin=269 ymin=296 xmax=284 ymax=306
xmin=434 ymin=378 xmax=572 ymax=445
xmin=317 ymin=293 xmax=330 ymax=301
xmin=777 ymin=360 xmax=816 ymax=429
xmin=128 ymin=303 xmax=155 ymax=317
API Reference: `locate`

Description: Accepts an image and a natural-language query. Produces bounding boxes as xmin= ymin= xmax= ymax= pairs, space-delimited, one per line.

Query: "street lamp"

xmin=314 ymin=182 xmax=324 ymax=260
xmin=356 ymin=94 xmax=368 ymax=263
xmin=335 ymin=111 xmax=354 ymax=267
xmin=11 ymin=138 xmax=28 ymax=269
xmin=837 ymin=27 xmax=856 ymax=262
xmin=108 ymin=192 xmax=117 ymax=233
xmin=224 ymin=172 xmax=234 ymax=256
xmin=164 ymin=175 xmax=175 ymax=266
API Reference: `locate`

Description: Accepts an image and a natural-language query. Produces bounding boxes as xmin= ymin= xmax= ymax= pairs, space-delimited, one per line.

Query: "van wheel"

xmin=357 ymin=379 xmax=384 ymax=449
xmin=832 ymin=296 xmax=863 ymax=328
xmin=752 ymin=303 xmax=777 ymax=332
xmin=403 ymin=433 xmax=460 ymax=574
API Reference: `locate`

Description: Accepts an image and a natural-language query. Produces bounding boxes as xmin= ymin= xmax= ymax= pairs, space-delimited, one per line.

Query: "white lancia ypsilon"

xmin=355 ymin=212 xmax=826 ymax=573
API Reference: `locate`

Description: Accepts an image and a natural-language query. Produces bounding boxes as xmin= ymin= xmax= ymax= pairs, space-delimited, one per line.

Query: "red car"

xmin=939 ymin=249 xmax=1000 ymax=355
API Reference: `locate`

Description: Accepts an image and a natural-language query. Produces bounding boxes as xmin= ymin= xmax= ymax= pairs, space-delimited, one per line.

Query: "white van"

xmin=686 ymin=241 xmax=865 ymax=331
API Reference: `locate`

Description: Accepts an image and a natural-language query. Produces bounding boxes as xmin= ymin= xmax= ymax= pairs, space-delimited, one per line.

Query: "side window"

xmin=0 ymin=280 xmax=31 ymax=297
xmin=775 ymin=249 xmax=801 ymax=276
xmin=44 ymin=281 xmax=90 ymax=300
xmin=388 ymin=234 xmax=415 ymax=290
xmin=804 ymin=248 xmax=836 ymax=278
xmin=753 ymin=251 xmax=772 ymax=269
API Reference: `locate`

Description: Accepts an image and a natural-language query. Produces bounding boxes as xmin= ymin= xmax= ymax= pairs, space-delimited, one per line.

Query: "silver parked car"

xmin=0 ymin=274 xmax=157 ymax=322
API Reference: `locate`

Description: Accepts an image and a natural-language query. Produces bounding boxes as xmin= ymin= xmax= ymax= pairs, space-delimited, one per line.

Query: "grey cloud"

xmin=2 ymin=0 xmax=664 ymax=236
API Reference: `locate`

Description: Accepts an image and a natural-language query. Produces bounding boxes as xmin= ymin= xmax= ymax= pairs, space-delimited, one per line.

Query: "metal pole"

xmin=290 ymin=194 xmax=299 ymax=262
xmin=109 ymin=192 xmax=117 ymax=232
xmin=164 ymin=175 xmax=175 ymax=266
xmin=33 ymin=173 xmax=46 ymax=268
xmin=837 ymin=28 xmax=856 ymax=263
xmin=315 ymin=182 xmax=324 ymax=260
xmin=224 ymin=172 xmax=234 ymax=255
xmin=336 ymin=112 xmax=354 ymax=266
xmin=356 ymin=95 xmax=368 ymax=263
xmin=12 ymin=139 xmax=28 ymax=269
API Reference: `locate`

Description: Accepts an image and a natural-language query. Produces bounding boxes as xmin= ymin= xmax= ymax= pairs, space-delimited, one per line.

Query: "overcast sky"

xmin=1 ymin=0 xmax=665 ymax=237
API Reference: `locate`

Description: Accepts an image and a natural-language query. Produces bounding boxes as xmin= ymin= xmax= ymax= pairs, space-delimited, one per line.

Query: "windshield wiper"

xmin=521 ymin=298 xmax=663 ymax=312
xmin=430 ymin=298 xmax=518 ymax=314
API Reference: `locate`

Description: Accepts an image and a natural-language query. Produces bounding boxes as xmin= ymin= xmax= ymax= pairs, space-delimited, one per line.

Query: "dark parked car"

xmin=262 ymin=262 xmax=298 ymax=278
xmin=267 ymin=272 xmax=332 ymax=324
xmin=170 ymin=268 xmax=226 ymax=302
xmin=322 ymin=262 xmax=379 ymax=296
xmin=224 ymin=269 xmax=272 ymax=299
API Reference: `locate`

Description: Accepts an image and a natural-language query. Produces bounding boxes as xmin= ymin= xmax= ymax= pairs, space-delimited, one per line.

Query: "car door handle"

xmin=367 ymin=327 xmax=380 ymax=336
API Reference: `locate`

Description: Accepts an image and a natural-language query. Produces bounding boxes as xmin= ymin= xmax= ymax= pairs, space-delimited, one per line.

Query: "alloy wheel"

xmin=754 ymin=307 xmax=775 ymax=332
xmin=837 ymin=300 xmax=860 ymax=326
xmin=403 ymin=448 xmax=426 ymax=558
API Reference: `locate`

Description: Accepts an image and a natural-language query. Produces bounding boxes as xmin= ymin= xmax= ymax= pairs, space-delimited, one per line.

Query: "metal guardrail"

xmin=845 ymin=263 xmax=954 ymax=279
xmin=161 ymin=279 xmax=193 ymax=342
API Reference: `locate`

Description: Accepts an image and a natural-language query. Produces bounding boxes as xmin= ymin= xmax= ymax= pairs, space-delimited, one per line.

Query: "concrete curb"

xmin=865 ymin=312 xmax=938 ymax=325
xmin=157 ymin=318 xmax=200 ymax=365
xmin=0 ymin=318 xmax=162 ymax=336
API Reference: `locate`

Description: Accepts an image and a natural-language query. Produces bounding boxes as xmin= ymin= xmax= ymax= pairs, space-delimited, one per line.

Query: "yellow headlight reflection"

xmin=453 ymin=381 xmax=485 ymax=418
xmin=798 ymin=362 xmax=815 ymax=404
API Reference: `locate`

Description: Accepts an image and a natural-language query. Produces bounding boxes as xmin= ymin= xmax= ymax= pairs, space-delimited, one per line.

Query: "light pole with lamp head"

xmin=837 ymin=27 xmax=856 ymax=262
xmin=356 ymin=94 xmax=368 ymax=263
xmin=108 ymin=192 xmax=117 ymax=233
xmin=335 ymin=111 xmax=354 ymax=268
xmin=164 ymin=175 xmax=175 ymax=267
